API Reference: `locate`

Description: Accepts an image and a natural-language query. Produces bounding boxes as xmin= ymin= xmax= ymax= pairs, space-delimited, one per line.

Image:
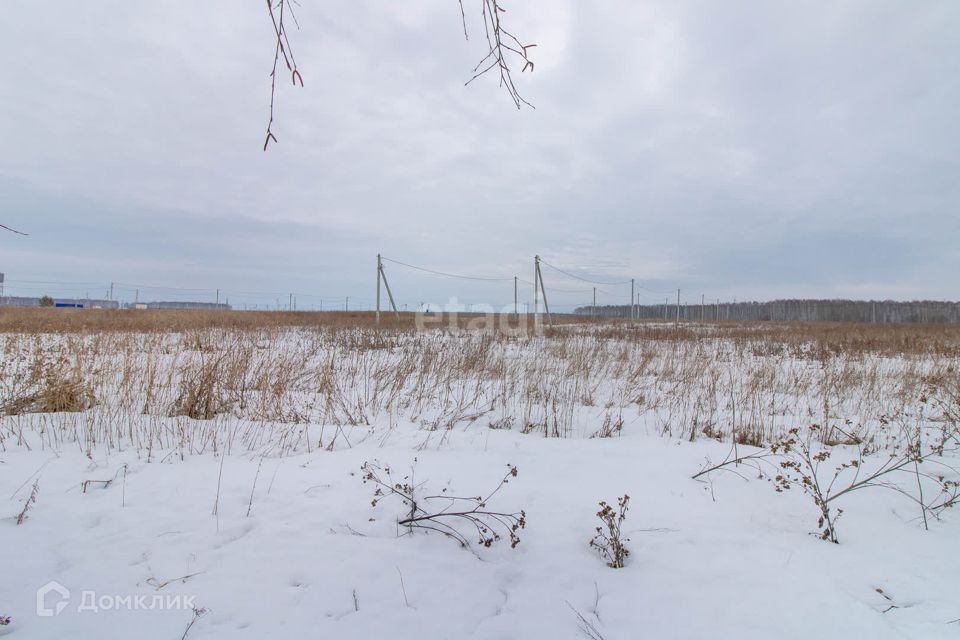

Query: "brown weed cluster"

xmin=0 ymin=309 xmax=956 ymax=457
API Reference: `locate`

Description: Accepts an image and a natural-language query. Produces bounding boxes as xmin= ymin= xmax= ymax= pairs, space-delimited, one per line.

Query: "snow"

xmin=3 ymin=424 xmax=958 ymax=639
xmin=1 ymin=325 xmax=958 ymax=638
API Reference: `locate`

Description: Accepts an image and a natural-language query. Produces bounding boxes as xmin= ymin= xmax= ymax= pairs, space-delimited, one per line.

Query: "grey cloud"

xmin=1 ymin=1 xmax=957 ymax=308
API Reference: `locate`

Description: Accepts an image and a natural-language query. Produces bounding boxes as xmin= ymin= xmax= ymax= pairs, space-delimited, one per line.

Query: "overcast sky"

xmin=1 ymin=1 xmax=957 ymax=310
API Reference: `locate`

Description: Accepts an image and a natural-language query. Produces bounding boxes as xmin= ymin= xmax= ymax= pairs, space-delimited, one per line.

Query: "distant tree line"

xmin=575 ymin=299 xmax=960 ymax=324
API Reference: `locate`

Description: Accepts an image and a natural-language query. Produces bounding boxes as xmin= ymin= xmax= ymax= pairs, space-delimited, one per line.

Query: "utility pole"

xmin=216 ymin=289 xmax=220 ymax=306
xmin=592 ymin=287 xmax=596 ymax=319
xmin=676 ymin=289 xmax=681 ymax=326
xmin=701 ymin=293 xmax=705 ymax=322
xmin=631 ymin=278 xmax=635 ymax=321
xmin=533 ymin=256 xmax=539 ymax=321
xmin=345 ymin=296 xmax=349 ymax=312
xmin=375 ymin=254 xmax=399 ymax=323
xmin=534 ymin=255 xmax=551 ymax=327
xmin=109 ymin=282 xmax=114 ymax=303
xmin=134 ymin=289 xmax=139 ymax=305
xmin=514 ymin=276 xmax=518 ymax=318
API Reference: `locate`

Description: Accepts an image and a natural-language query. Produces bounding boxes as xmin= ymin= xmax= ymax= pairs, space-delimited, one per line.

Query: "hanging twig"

xmin=264 ymin=0 xmax=304 ymax=151
xmin=464 ymin=0 xmax=537 ymax=109
xmin=262 ymin=1 xmax=536 ymax=148
xmin=0 ymin=224 xmax=28 ymax=236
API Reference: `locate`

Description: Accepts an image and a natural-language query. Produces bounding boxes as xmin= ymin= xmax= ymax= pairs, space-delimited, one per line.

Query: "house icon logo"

xmin=36 ymin=581 xmax=70 ymax=617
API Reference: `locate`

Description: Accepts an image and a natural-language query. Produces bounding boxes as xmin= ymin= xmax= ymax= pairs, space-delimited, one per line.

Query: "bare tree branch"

xmin=262 ymin=1 xmax=536 ymax=150
xmin=457 ymin=0 xmax=469 ymax=40
xmin=0 ymin=224 xmax=28 ymax=236
xmin=465 ymin=0 xmax=537 ymax=109
xmin=264 ymin=0 xmax=304 ymax=151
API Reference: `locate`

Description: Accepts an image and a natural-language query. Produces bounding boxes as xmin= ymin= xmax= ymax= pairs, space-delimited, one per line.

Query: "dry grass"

xmin=0 ymin=308 xmax=400 ymax=334
xmin=0 ymin=308 xmax=585 ymax=334
xmin=567 ymin=321 xmax=960 ymax=358
xmin=2 ymin=347 xmax=95 ymax=415
xmin=0 ymin=307 xmax=957 ymax=458
xmin=4 ymin=308 xmax=960 ymax=356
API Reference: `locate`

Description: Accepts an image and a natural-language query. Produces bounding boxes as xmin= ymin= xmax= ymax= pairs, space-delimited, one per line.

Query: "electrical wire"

xmin=381 ymin=257 xmax=515 ymax=282
xmin=113 ymin=281 xmax=216 ymax=293
xmin=4 ymin=279 xmax=106 ymax=286
xmin=2 ymin=261 xmax=733 ymax=315
xmin=635 ymin=283 xmax=677 ymax=295
xmin=538 ymin=258 xmax=632 ymax=286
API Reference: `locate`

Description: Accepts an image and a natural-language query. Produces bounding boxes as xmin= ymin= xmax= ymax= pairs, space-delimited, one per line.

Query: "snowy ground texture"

xmin=1 ymin=323 xmax=959 ymax=639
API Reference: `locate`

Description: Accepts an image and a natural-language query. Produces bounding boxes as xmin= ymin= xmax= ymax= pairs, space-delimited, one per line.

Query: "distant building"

xmin=0 ymin=296 xmax=230 ymax=310
xmin=0 ymin=296 xmax=119 ymax=309
xmin=140 ymin=301 xmax=231 ymax=311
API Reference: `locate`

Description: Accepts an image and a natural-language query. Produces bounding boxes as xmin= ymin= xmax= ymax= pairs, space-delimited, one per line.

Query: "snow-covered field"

xmin=1 ymin=321 xmax=958 ymax=639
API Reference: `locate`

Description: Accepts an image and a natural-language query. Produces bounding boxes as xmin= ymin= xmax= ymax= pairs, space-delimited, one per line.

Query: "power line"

xmin=2 ymin=257 xmax=735 ymax=317
xmin=635 ymin=283 xmax=676 ymax=295
xmin=538 ymin=258 xmax=632 ymax=286
xmin=380 ymin=256 xmax=515 ymax=282
xmin=541 ymin=284 xmax=594 ymax=294
xmin=114 ymin=282 xmax=361 ymax=303
xmin=593 ymin=289 xmax=631 ymax=299
xmin=114 ymin=281 xmax=215 ymax=293
xmin=5 ymin=279 xmax=106 ymax=286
